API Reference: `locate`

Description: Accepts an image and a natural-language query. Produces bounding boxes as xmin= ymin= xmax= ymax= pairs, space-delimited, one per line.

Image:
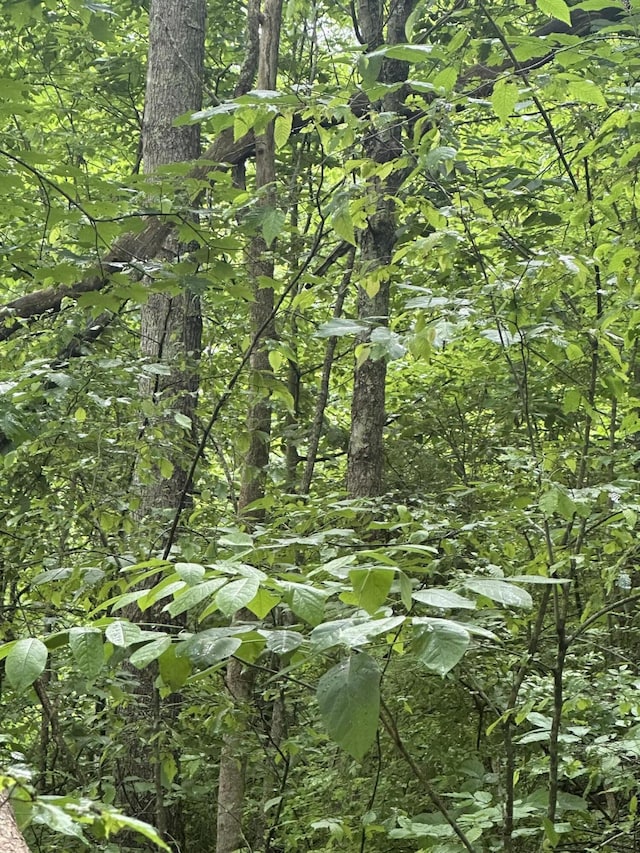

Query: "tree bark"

xmin=0 ymin=797 xmax=30 ymax=853
xmin=346 ymin=0 xmax=415 ymax=497
xmin=216 ymin=1 xmax=282 ymax=851
xmin=118 ymin=2 xmax=205 ymax=850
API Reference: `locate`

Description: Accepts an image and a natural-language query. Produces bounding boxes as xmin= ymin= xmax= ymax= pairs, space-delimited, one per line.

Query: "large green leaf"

xmin=464 ymin=579 xmax=533 ymax=609
xmin=349 ymin=567 xmax=395 ymax=614
xmin=166 ymin=578 xmax=227 ymax=617
xmin=412 ymin=618 xmax=471 ymax=675
xmin=105 ymin=620 xmax=144 ymax=648
xmin=215 ymin=576 xmax=261 ymax=616
xmin=412 ymin=589 xmax=476 ymax=610
xmin=5 ymin=638 xmax=48 ymax=692
xmin=129 ymin=636 xmax=172 ymax=669
xmin=536 ymin=0 xmax=571 ymax=25
xmin=310 ymin=615 xmax=405 ymax=652
xmin=69 ymin=627 xmax=104 ymax=679
xmin=317 ymin=653 xmax=380 ymax=760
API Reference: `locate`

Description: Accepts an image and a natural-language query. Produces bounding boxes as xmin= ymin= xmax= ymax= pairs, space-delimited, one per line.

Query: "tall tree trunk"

xmin=0 ymin=798 xmax=30 ymax=853
xmin=120 ymin=2 xmax=205 ymax=850
xmin=346 ymin=0 xmax=415 ymax=497
xmin=216 ymin=2 xmax=283 ymax=852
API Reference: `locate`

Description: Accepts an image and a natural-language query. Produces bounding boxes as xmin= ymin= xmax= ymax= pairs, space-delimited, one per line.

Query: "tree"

xmin=2 ymin=0 xmax=640 ymax=851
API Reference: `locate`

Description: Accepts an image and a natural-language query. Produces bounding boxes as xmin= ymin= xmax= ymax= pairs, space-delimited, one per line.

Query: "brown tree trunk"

xmin=215 ymin=1 xmax=283 ymax=852
xmin=119 ymin=2 xmax=205 ymax=850
xmin=346 ymin=0 xmax=415 ymax=498
xmin=0 ymin=797 xmax=30 ymax=853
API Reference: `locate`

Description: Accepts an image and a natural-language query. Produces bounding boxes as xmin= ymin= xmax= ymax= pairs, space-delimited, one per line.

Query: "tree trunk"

xmin=119 ymin=2 xmax=205 ymax=850
xmin=346 ymin=0 xmax=415 ymax=498
xmin=0 ymin=798 xmax=30 ymax=853
xmin=216 ymin=1 xmax=283 ymax=852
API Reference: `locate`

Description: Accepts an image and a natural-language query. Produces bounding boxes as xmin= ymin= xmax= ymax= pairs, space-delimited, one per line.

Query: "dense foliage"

xmin=1 ymin=0 xmax=640 ymax=851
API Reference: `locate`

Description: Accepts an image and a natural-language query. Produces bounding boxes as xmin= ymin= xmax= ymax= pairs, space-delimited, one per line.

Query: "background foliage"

xmin=2 ymin=0 xmax=640 ymax=851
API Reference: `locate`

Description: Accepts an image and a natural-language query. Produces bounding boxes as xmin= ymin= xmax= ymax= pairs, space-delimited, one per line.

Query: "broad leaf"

xmin=536 ymin=0 xmax=571 ymax=25
xmin=464 ymin=579 xmax=533 ymax=609
xmin=491 ymin=79 xmax=519 ymax=124
xmin=412 ymin=589 xmax=476 ymax=610
xmin=69 ymin=628 xmax=104 ymax=679
xmin=5 ymin=638 xmax=48 ymax=692
xmin=349 ymin=567 xmax=394 ymax=614
xmin=105 ymin=620 xmax=143 ymax=647
xmin=412 ymin=618 xmax=471 ymax=675
xmin=215 ymin=576 xmax=261 ymax=616
xmin=129 ymin=636 xmax=172 ymax=669
xmin=317 ymin=653 xmax=380 ymax=760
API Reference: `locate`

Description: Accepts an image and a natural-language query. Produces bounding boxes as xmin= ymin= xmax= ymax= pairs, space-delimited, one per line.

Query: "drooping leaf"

xmin=349 ymin=567 xmax=395 ymax=614
xmin=288 ymin=584 xmax=328 ymax=626
xmin=105 ymin=620 xmax=143 ymax=648
xmin=262 ymin=207 xmax=285 ymax=248
xmin=129 ymin=636 xmax=172 ymax=669
xmin=69 ymin=627 xmax=104 ymax=679
xmin=464 ymin=579 xmax=533 ymax=609
xmin=412 ymin=618 xmax=471 ymax=675
xmin=317 ymin=653 xmax=380 ymax=760
xmin=315 ymin=318 xmax=368 ymax=338
xmin=5 ymin=638 xmax=48 ymax=692
xmin=412 ymin=589 xmax=476 ymax=610
xmin=215 ymin=576 xmax=261 ymax=616
xmin=166 ymin=578 xmax=227 ymax=617
xmin=536 ymin=0 xmax=571 ymax=25
xmin=491 ymin=79 xmax=519 ymax=124
xmin=259 ymin=628 xmax=304 ymax=655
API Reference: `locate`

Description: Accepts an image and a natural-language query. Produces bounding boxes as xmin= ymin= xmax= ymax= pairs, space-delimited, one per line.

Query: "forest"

xmin=0 ymin=0 xmax=639 ymax=850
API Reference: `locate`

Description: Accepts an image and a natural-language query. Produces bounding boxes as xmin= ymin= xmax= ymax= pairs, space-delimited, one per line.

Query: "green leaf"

xmin=174 ymin=562 xmax=206 ymax=584
xmin=329 ymin=206 xmax=356 ymax=246
xmin=316 ymin=318 xmax=368 ymax=338
xmin=464 ymin=579 xmax=533 ymax=609
xmin=274 ymin=113 xmax=293 ymax=150
xmin=129 ymin=636 xmax=172 ymax=669
xmin=491 ymin=79 xmax=519 ymax=124
xmin=215 ymin=576 xmax=261 ymax=616
xmin=31 ymin=801 xmax=86 ymax=840
xmin=105 ymin=620 xmax=143 ymax=647
xmin=69 ymin=627 xmax=104 ymax=679
xmin=246 ymin=587 xmax=281 ymax=618
xmin=166 ymin=578 xmax=227 ymax=617
xmin=567 ymin=78 xmax=607 ymax=107
xmin=317 ymin=653 xmax=380 ymax=760
xmin=259 ymin=628 xmax=304 ymax=655
xmin=349 ymin=567 xmax=394 ymax=614
xmin=536 ymin=0 xmax=571 ymax=25
xmin=399 ymin=571 xmax=413 ymax=610
xmin=310 ymin=615 xmax=405 ymax=652
xmin=99 ymin=808 xmax=171 ymax=851
xmin=174 ymin=412 xmax=192 ymax=430
xmin=288 ymin=584 xmax=328 ymax=626
xmin=412 ymin=618 xmax=470 ymax=675
xmin=412 ymin=589 xmax=476 ymax=610
xmin=262 ymin=207 xmax=285 ymax=248
xmin=159 ymin=644 xmax=192 ymax=691
xmin=5 ymin=638 xmax=48 ymax=692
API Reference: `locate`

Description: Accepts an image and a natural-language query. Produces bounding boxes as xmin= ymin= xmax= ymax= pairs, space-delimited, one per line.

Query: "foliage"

xmin=1 ymin=0 xmax=640 ymax=851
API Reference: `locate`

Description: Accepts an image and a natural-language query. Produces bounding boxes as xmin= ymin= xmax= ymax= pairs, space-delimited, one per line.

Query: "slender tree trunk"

xmin=346 ymin=0 xmax=415 ymax=497
xmin=216 ymin=2 xmax=283 ymax=852
xmin=0 ymin=797 xmax=30 ymax=853
xmin=119 ymin=2 xmax=205 ymax=850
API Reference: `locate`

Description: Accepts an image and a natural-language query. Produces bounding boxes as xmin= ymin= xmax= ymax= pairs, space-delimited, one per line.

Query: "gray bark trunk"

xmin=216 ymin=1 xmax=283 ymax=851
xmin=119 ymin=2 xmax=205 ymax=850
xmin=138 ymin=0 xmax=204 ymax=527
xmin=0 ymin=797 xmax=30 ymax=853
xmin=346 ymin=0 xmax=415 ymax=498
